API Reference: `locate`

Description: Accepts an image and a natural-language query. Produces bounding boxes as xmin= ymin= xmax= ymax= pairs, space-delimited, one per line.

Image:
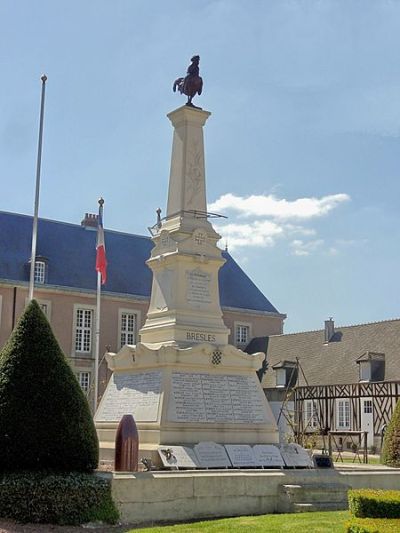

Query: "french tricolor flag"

xmin=96 ymin=207 xmax=107 ymax=285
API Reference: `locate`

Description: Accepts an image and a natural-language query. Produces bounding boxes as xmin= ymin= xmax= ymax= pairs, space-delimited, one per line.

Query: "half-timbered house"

xmin=260 ymin=318 xmax=400 ymax=451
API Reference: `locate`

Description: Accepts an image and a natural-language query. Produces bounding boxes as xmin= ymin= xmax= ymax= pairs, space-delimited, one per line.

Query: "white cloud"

xmin=283 ymin=224 xmax=317 ymax=237
xmin=215 ymin=220 xmax=283 ymax=250
xmin=290 ymin=239 xmax=324 ymax=256
xmin=209 ymin=192 xmax=350 ymax=220
xmin=210 ymin=190 xmax=350 ymax=254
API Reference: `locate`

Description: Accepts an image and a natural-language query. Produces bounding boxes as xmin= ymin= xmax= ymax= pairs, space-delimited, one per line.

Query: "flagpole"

xmin=94 ymin=197 xmax=104 ymax=412
xmin=94 ymin=270 xmax=101 ymax=412
xmin=29 ymin=74 xmax=48 ymax=302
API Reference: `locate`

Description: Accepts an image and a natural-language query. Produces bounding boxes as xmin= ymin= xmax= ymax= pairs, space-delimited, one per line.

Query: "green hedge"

xmin=348 ymin=489 xmax=400 ymax=519
xmin=381 ymin=399 xmax=400 ymax=467
xmin=0 ymin=471 xmax=119 ymax=525
xmin=346 ymin=517 xmax=400 ymax=532
xmin=0 ymin=300 xmax=98 ymax=472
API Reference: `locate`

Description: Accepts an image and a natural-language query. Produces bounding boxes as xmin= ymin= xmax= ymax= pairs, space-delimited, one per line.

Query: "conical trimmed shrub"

xmin=0 ymin=300 xmax=98 ymax=472
xmin=382 ymin=400 xmax=400 ymax=467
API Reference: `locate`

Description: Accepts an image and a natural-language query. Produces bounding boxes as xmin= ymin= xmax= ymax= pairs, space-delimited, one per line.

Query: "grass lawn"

xmin=333 ymin=456 xmax=381 ymax=465
xmin=129 ymin=510 xmax=351 ymax=532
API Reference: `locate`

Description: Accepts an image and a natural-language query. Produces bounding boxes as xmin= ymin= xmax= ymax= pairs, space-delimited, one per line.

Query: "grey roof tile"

xmin=262 ymin=319 xmax=400 ymax=387
xmin=0 ymin=210 xmax=280 ymax=314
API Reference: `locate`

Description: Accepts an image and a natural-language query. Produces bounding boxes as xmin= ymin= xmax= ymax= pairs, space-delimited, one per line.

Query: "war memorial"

xmin=95 ymin=55 xmax=279 ymax=463
xmin=94 ymin=57 xmax=400 ymax=525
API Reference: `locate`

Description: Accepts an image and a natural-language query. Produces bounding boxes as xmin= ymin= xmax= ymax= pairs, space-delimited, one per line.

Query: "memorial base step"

xmin=293 ymin=502 xmax=347 ymax=512
xmin=279 ymin=482 xmax=349 ymax=513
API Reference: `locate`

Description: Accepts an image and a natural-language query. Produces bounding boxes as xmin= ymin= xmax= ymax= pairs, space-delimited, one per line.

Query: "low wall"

xmin=110 ymin=466 xmax=400 ymax=525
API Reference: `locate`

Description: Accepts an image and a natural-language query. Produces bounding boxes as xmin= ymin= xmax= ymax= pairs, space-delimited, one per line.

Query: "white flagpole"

xmin=94 ymin=198 xmax=104 ymax=412
xmin=29 ymin=74 xmax=48 ymax=302
xmin=94 ymin=270 xmax=101 ymax=412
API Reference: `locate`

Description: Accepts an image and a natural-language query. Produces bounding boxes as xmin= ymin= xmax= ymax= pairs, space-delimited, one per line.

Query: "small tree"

xmin=0 ymin=300 xmax=98 ymax=472
xmin=382 ymin=399 xmax=400 ymax=467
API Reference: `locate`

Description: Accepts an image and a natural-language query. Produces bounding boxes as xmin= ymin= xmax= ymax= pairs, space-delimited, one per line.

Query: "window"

xmin=359 ymin=361 xmax=371 ymax=382
xmin=39 ymin=302 xmax=49 ymax=315
xmin=357 ymin=352 xmax=385 ymax=382
xmin=304 ymin=400 xmax=319 ymax=429
xmin=336 ymin=399 xmax=350 ymax=430
xmin=78 ymin=372 xmax=90 ymax=393
xmin=119 ymin=311 xmax=137 ymax=348
xmin=273 ymin=361 xmax=298 ymax=388
xmin=364 ymin=399 xmax=373 ymax=414
xmin=74 ymin=308 xmax=93 ymax=353
xmin=34 ymin=260 xmax=46 ymax=284
xmin=275 ymin=368 xmax=286 ymax=388
xmin=235 ymin=324 xmax=250 ymax=345
xmin=118 ymin=309 xmax=141 ymax=349
xmin=25 ymin=298 xmax=51 ymax=320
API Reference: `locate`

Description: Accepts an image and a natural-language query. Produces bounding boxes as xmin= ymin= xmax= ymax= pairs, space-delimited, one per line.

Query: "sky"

xmin=1 ymin=0 xmax=399 ymax=333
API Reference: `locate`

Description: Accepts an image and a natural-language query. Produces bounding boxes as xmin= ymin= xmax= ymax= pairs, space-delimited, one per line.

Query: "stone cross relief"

xmin=194 ymin=232 xmax=206 ymax=246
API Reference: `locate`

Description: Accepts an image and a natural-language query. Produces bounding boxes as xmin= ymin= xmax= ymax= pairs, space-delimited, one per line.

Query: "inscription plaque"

xmin=185 ymin=331 xmax=216 ymax=343
xmin=168 ymin=372 xmax=268 ymax=424
xmin=225 ymin=445 xmax=257 ymax=467
xmin=186 ymin=269 xmax=211 ymax=304
xmin=95 ymin=371 xmax=162 ymax=422
xmin=194 ymin=442 xmax=231 ymax=468
xmin=253 ymin=445 xmax=284 ymax=468
xmin=279 ymin=443 xmax=313 ymax=468
xmin=158 ymin=446 xmax=200 ymax=469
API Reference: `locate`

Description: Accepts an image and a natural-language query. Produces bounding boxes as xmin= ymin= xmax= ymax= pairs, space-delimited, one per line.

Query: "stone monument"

xmin=95 ymin=65 xmax=278 ymax=462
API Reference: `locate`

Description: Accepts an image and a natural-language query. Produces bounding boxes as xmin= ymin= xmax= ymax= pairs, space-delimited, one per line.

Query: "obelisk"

xmin=139 ymin=106 xmax=230 ymax=348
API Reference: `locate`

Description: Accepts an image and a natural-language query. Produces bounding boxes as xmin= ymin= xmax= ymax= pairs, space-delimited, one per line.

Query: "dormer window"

xmin=272 ymin=360 xmax=298 ymax=388
xmin=275 ymin=367 xmax=286 ymax=388
xmin=359 ymin=361 xmax=371 ymax=382
xmin=26 ymin=255 xmax=48 ymax=284
xmin=356 ymin=352 xmax=385 ymax=382
xmin=34 ymin=260 xmax=46 ymax=284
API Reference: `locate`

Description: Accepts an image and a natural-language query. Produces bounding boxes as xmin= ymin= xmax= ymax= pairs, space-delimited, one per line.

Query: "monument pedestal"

xmin=95 ymin=342 xmax=279 ymax=463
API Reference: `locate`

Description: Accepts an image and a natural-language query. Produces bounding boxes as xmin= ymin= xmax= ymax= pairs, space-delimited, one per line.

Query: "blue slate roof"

xmin=0 ymin=211 xmax=280 ymax=314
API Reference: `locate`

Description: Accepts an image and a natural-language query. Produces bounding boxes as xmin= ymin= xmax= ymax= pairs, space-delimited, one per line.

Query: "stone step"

xmin=280 ymin=483 xmax=349 ymax=502
xmin=280 ymin=484 xmax=302 ymax=491
xmin=293 ymin=501 xmax=348 ymax=513
xmin=281 ymin=482 xmax=349 ymax=493
xmin=279 ymin=482 xmax=349 ymax=512
xmin=285 ymin=492 xmax=347 ymax=504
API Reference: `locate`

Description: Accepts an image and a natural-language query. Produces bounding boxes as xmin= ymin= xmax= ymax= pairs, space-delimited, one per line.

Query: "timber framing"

xmin=294 ymin=380 xmax=400 ymax=437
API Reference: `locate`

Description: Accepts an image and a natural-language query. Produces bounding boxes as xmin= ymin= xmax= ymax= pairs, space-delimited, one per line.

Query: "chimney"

xmin=81 ymin=213 xmax=98 ymax=230
xmin=324 ymin=318 xmax=335 ymax=343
